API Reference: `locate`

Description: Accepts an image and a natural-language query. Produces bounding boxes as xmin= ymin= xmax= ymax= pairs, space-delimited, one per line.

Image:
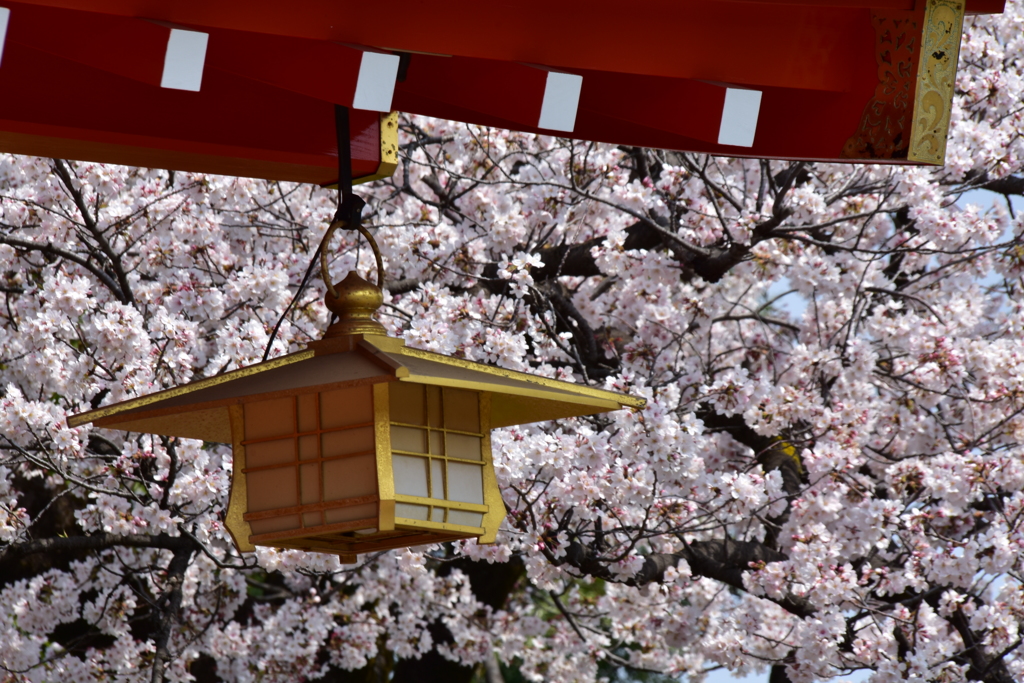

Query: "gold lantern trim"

xmin=68 ymin=222 xmax=644 ymax=562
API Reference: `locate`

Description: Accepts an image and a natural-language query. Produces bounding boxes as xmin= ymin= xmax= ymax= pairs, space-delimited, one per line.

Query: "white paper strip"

xmin=352 ymin=51 xmax=400 ymax=112
xmin=0 ymin=8 xmax=10 ymax=69
xmin=538 ymin=71 xmax=582 ymax=132
xmin=161 ymin=28 xmax=208 ymax=92
xmin=718 ymin=88 xmax=762 ymax=147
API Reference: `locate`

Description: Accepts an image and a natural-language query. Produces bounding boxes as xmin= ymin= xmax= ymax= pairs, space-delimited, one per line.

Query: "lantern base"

xmin=256 ymin=524 xmax=481 ymax=562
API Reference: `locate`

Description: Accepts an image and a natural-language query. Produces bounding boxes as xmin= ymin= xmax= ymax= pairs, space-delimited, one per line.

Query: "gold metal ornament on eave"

xmin=841 ymin=0 xmax=965 ymax=164
xmin=68 ymin=216 xmax=644 ymax=563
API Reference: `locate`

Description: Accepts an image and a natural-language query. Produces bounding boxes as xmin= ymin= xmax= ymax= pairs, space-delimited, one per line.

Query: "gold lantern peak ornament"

xmin=68 ymin=219 xmax=645 ymax=563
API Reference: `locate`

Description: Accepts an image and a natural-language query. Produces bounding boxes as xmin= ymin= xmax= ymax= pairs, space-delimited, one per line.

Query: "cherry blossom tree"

xmin=2 ymin=4 xmax=1024 ymax=683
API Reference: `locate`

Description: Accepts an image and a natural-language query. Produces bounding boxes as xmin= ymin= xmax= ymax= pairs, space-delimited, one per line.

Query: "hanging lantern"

xmin=68 ymin=221 xmax=644 ymax=562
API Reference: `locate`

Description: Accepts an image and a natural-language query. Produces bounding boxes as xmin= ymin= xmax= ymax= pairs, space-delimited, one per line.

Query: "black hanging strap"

xmin=261 ymin=104 xmax=364 ymax=361
xmin=333 ymin=104 xmax=365 ymax=228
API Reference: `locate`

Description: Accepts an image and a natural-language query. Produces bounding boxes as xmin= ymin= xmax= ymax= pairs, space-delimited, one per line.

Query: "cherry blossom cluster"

xmin=1 ymin=3 xmax=1023 ymax=681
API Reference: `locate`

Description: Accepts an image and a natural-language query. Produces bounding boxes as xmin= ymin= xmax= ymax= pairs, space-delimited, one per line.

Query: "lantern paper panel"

xmin=239 ymin=385 xmax=378 ymax=541
xmin=388 ymin=382 xmax=488 ymax=530
xmin=224 ymin=378 xmax=501 ymax=559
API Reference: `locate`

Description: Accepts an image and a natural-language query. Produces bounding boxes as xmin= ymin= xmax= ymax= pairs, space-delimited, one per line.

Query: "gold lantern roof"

xmin=67 ymin=333 xmax=642 ymax=441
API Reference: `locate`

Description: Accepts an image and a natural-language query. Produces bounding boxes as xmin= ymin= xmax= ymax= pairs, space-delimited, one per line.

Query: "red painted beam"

xmin=5 ymin=0 xmax=1000 ymax=92
xmin=4 ymin=2 xmax=399 ymax=108
xmin=7 ymin=4 xmax=170 ymax=87
xmin=396 ymin=56 xmax=552 ymax=131
xmin=0 ymin=38 xmax=386 ymax=183
xmin=207 ymin=29 xmax=398 ymax=112
xmin=0 ymin=0 xmax=1004 ymax=172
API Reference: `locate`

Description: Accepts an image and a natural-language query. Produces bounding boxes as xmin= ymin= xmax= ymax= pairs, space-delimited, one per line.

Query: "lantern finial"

xmin=319 ymin=216 xmax=386 ymax=338
xmin=323 ymin=270 xmax=386 ymax=337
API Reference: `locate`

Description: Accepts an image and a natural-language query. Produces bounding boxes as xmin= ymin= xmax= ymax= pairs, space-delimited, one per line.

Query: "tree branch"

xmin=553 ymin=536 xmax=815 ymax=619
xmin=150 ymin=543 xmax=195 ymax=683
xmin=1 ymin=532 xmax=195 ymax=564
xmin=0 ymin=235 xmax=128 ymax=302
xmin=51 ymin=159 xmax=135 ymax=304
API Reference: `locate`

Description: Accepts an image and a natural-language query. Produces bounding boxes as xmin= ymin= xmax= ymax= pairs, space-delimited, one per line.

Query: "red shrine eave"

xmin=0 ymin=0 xmax=1007 ymax=179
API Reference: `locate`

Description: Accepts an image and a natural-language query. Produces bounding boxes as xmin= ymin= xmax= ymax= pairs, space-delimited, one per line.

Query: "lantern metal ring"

xmin=320 ymin=219 xmax=384 ymax=300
